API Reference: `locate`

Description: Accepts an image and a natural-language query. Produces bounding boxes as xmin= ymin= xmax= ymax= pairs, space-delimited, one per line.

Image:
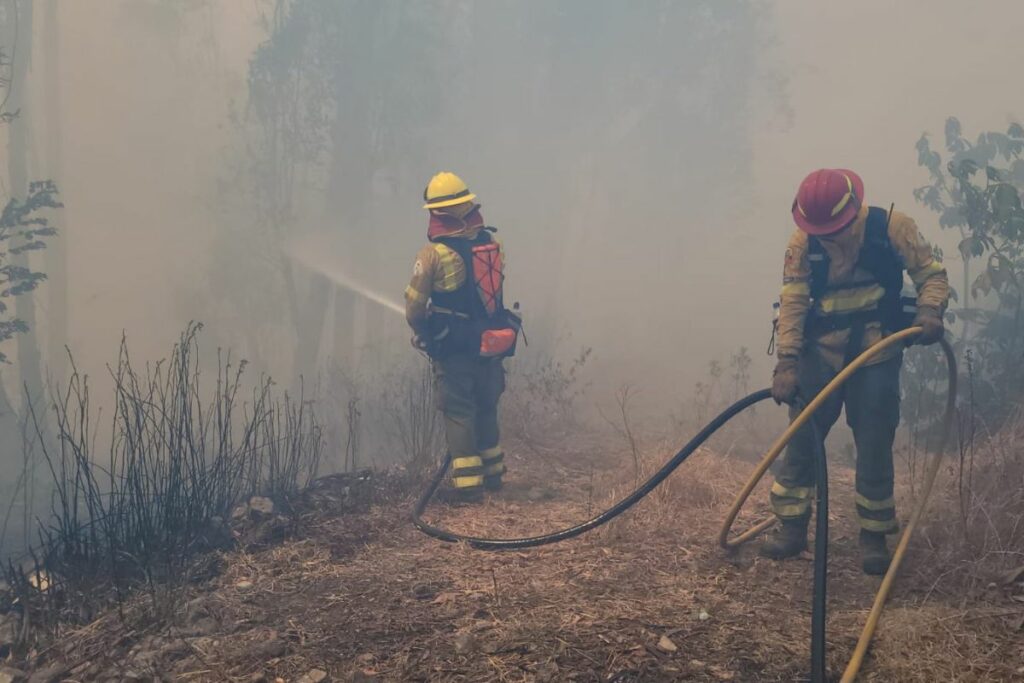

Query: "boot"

xmin=483 ymin=473 xmax=503 ymax=491
xmin=759 ymin=516 xmax=809 ymax=560
xmin=859 ymin=530 xmax=891 ymax=576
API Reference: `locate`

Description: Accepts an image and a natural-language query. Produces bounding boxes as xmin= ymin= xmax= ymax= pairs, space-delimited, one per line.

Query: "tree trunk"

xmin=9 ymin=0 xmax=44 ymax=408
xmin=41 ymin=0 xmax=67 ymax=384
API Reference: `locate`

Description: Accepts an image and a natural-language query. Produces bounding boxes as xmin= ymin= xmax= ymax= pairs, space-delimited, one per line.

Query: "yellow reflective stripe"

xmin=453 ymin=474 xmax=484 ymax=489
xmin=855 ymin=493 xmax=895 ymax=511
xmin=771 ymin=481 xmax=814 ymax=499
xmin=404 ymin=285 xmax=429 ymax=304
xmin=909 ymin=260 xmax=945 ymax=286
xmin=816 ymin=284 xmax=885 ymax=314
xmin=859 ymin=517 xmax=898 ymax=533
xmin=483 ymin=462 xmax=506 ymax=476
xmin=772 ymin=501 xmax=811 ymax=517
xmin=452 ymin=456 xmax=483 ymax=471
xmin=432 ymin=244 xmax=465 ymax=292
xmin=781 ymin=281 xmax=810 ymax=297
xmin=479 ymin=446 xmax=503 ymax=460
xmin=829 ymin=174 xmax=855 ymax=217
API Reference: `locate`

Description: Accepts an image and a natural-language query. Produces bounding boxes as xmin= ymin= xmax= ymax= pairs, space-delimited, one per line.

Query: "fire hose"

xmin=413 ymin=328 xmax=956 ymax=681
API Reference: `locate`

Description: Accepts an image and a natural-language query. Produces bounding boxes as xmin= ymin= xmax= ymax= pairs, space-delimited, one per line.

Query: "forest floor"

xmin=18 ymin=433 xmax=1024 ymax=682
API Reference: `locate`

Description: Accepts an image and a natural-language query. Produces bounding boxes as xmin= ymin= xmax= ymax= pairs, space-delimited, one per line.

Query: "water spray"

xmin=286 ymin=239 xmax=405 ymax=317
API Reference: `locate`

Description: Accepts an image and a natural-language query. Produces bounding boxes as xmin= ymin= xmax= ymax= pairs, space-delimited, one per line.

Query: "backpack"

xmin=427 ymin=229 xmax=522 ymax=360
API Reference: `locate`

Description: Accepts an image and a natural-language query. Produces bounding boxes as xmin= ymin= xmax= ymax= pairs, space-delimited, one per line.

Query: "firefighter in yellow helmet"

xmin=764 ymin=169 xmax=949 ymax=574
xmin=404 ymin=172 xmax=522 ymax=500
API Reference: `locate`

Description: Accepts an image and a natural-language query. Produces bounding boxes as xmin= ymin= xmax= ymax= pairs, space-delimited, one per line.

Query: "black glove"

xmin=772 ymin=356 xmax=800 ymax=405
xmin=913 ymin=305 xmax=944 ymax=346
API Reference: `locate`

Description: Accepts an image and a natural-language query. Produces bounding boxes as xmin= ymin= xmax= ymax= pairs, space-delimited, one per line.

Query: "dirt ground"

xmin=27 ymin=436 xmax=1024 ymax=682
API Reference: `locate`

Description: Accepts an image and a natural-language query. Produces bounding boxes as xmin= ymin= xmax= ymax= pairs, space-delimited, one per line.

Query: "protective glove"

xmin=772 ymin=356 xmax=800 ymax=405
xmin=912 ymin=305 xmax=944 ymax=346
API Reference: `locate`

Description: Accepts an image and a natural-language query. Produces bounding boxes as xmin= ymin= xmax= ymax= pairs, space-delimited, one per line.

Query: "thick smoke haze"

xmin=2 ymin=1 xmax=1022 ymax=449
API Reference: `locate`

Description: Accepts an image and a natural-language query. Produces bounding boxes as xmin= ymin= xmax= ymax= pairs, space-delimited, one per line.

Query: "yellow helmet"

xmin=423 ymin=171 xmax=477 ymax=209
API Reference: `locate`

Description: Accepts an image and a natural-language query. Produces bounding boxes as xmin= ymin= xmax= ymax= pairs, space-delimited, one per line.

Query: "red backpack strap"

xmin=471 ymin=241 xmax=503 ymax=316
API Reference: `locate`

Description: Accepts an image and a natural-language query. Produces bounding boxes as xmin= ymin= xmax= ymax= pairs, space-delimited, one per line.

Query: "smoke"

xmin=285 ymin=237 xmax=405 ymax=317
xmin=3 ymin=0 xmax=1024 ymax=434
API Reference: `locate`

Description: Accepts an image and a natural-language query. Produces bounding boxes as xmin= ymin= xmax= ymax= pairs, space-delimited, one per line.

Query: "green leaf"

xmin=949 ymin=158 xmax=979 ymax=178
xmin=945 ymin=117 xmax=964 ymax=152
xmin=992 ymin=183 xmax=1022 ymax=220
xmin=959 ymin=236 xmax=986 ymax=260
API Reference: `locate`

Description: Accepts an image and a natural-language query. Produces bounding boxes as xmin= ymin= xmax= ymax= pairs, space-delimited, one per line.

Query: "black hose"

xmin=412 ymin=388 xmax=772 ymax=549
xmin=414 ymin=388 xmax=831 ymax=679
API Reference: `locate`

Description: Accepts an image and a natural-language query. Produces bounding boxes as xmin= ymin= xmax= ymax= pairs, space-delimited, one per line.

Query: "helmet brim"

xmin=792 ymin=169 xmax=864 ymax=235
xmin=424 ymin=193 xmax=477 ymax=210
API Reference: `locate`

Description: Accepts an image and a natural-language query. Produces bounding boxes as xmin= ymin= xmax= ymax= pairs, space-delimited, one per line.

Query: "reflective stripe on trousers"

xmin=770 ymin=350 xmax=902 ymax=533
xmin=434 ymin=355 xmax=506 ymax=489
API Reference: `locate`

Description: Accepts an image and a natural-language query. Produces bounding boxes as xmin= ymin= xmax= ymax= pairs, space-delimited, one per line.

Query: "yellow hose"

xmin=717 ymin=327 xmax=957 ymax=681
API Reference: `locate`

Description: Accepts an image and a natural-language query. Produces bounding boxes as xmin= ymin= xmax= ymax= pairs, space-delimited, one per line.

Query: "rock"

xmin=28 ymin=664 xmax=69 ymax=683
xmin=0 ymin=667 xmax=26 ymax=683
xmin=657 ymin=635 xmax=678 ymax=653
xmin=248 ymin=496 xmax=275 ymax=519
xmin=296 ymin=670 xmax=328 ymax=683
xmin=697 ymin=608 xmax=710 ymax=621
xmin=236 ymin=580 xmax=255 ymax=591
xmin=247 ymin=634 xmax=286 ymax=660
xmin=453 ymin=632 xmax=477 ymax=655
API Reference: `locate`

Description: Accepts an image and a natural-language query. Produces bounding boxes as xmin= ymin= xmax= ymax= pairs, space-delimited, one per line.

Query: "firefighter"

xmin=763 ymin=168 xmax=949 ymax=575
xmin=404 ymin=172 xmax=521 ymax=501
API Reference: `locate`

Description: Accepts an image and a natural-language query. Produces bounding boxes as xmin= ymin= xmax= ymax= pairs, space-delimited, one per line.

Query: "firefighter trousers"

xmin=770 ymin=350 xmax=902 ymax=534
xmin=433 ymin=354 xmax=507 ymax=494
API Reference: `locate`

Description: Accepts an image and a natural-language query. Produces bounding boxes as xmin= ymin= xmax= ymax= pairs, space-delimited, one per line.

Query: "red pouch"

xmin=480 ymin=328 xmax=516 ymax=357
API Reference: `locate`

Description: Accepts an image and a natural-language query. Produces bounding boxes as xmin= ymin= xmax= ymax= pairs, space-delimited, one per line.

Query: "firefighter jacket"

xmin=404 ymin=206 xmax=505 ymax=337
xmin=776 ymin=204 xmax=949 ymax=370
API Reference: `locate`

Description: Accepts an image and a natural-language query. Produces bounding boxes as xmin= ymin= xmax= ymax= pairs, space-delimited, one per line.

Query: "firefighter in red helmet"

xmin=404 ymin=172 xmax=521 ymax=501
xmin=763 ymin=168 xmax=949 ymax=574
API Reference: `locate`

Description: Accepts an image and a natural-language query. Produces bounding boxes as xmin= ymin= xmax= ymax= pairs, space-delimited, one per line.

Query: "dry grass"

xmin=15 ymin=428 xmax=1024 ymax=682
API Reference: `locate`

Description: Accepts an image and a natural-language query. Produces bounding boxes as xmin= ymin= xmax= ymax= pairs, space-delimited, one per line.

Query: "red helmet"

xmin=792 ymin=169 xmax=864 ymax=235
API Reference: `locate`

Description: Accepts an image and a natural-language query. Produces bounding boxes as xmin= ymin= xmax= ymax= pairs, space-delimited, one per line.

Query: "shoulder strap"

xmin=861 ymin=205 xmax=907 ymax=330
xmin=863 ymin=206 xmax=890 ymax=251
xmin=859 ymin=205 xmax=904 ymax=286
xmin=807 ymin=237 xmax=829 ymax=300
